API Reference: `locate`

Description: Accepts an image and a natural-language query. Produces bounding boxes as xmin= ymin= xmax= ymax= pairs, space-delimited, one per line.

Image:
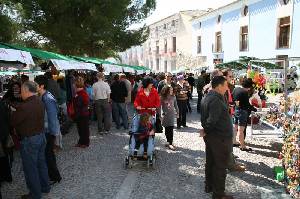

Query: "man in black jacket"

xmin=200 ymin=76 xmax=234 ymax=199
xmin=110 ymin=74 xmax=128 ymax=130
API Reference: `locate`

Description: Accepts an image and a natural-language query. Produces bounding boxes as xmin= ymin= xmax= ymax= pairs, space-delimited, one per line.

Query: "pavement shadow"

xmin=247 ymin=142 xmax=282 ymax=152
xmin=230 ymin=160 xmax=282 ymax=188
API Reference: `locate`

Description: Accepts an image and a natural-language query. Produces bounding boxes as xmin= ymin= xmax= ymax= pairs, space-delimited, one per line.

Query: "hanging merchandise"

xmin=273 ymin=91 xmax=300 ymax=198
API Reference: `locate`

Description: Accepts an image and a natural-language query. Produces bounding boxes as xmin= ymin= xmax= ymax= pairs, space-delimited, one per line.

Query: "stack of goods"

xmin=278 ymin=91 xmax=300 ymax=198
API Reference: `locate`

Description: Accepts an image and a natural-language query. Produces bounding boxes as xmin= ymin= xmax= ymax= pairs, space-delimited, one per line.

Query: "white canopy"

xmin=123 ymin=66 xmax=135 ymax=73
xmin=102 ymin=63 xmax=123 ymax=73
xmin=51 ymin=59 xmax=97 ymax=71
xmin=0 ymin=48 xmax=35 ymax=65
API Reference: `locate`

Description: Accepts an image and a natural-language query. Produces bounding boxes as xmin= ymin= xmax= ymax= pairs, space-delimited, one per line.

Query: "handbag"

xmin=155 ymin=116 xmax=163 ymax=133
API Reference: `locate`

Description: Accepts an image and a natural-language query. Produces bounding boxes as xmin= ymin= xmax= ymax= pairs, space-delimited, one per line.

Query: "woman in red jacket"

xmin=73 ymin=77 xmax=90 ymax=148
xmin=134 ymin=77 xmax=160 ymax=116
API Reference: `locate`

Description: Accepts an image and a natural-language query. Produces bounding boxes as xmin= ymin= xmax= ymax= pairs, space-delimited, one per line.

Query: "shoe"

xmin=50 ymin=178 xmax=62 ymax=185
xmin=165 ymin=143 xmax=170 ymax=147
xmin=168 ymin=145 xmax=175 ymax=150
xmin=229 ymin=164 xmax=246 ymax=172
xmin=105 ymin=131 xmax=109 ymax=134
xmin=240 ymin=147 xmax=252 ymax=152
xmin=213 ymin=194 xmax=234 ymax=199
xmin=233 ymin=143 xmax=240 ymax=147
xmin=183 ymin=125 xmax=188 ymax=128
xmin=21 ymin=194 xmax=32 ymax=199
xmin=177 ymin=126 xmax=181 ymax=129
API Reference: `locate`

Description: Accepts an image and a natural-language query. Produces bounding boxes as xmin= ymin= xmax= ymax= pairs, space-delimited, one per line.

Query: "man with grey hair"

xmin=92 ymin=72 xmax=112 ymax=134
xmin=11 ymin=81 xmax=50 ymax=199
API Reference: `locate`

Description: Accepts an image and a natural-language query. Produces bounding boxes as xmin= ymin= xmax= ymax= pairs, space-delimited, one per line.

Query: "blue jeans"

xmin=20 ymin=133 xmax=50 ymax=199
xmin=129 ymin=136 xmax=155 ymax=156
xmin=112 ymin=102 xmax=128 ymax=129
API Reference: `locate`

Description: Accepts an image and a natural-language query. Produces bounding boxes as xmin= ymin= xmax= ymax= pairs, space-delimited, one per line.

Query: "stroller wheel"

xmin=147 ymin=155 xmax=155 ymax=169
xmin=125 ymin=156 xmax=131 ymax=169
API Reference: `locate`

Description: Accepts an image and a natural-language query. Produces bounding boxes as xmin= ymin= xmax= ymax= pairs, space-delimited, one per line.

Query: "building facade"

xmin=191 ymin=0 xmax=300 ymax=69
xmin=120 ymin=10 xmax=207 ymax=72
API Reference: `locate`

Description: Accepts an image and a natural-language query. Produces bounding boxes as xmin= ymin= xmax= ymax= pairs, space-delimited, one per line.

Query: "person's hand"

xmin=199 ymin=129 xmax=206 ymax=137
xmin=149 ymin=129 xmax=155 ymax=135
xmin=136 ymin=106 xmax=142 ymax=110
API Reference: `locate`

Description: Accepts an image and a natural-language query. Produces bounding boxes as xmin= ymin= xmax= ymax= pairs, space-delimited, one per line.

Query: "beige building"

xmin=120 ymin=10 xmax=207 ymax=72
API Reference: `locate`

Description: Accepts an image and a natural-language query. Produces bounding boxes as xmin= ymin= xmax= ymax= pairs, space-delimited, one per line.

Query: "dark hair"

xmin=22 ymin=81 xmax=38 ymax=93
xmin=34 ymin=75 xmax=48 ymax=89
xmin=142 ymin=77 xmax=153 ymax=88
xmin=44 ymin=71 xmax=52 ymax=80
xmin=201 ymin=70 xmax=206 ymax=75
xmin=114 ymin=74 xmax=119 ymax=81
xmin=211 ymin=76 xmax=227 ymax=89
xmin=242 ymin=78 xmax=254 ymax=89
xmin=222 ymin=68 xmax=232 ymax=77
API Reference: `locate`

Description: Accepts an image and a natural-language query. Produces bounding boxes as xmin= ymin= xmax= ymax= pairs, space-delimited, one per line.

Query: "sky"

xmin=130 ymin=0 xmax=235 ymax=29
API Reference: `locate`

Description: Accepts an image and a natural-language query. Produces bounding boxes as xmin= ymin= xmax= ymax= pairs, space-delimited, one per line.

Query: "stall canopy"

xmin=0 ymin=44 xmax=35 ymax=65
xmin=0 ymin=43 xmax=97 ymax=71
xmin=216 ymin=56 xmax=282 ymax=70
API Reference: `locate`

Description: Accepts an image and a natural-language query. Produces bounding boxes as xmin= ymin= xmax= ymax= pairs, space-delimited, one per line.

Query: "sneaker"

xmin=105 ymin=131 xmax=110 ymax=134
xmin=168 ymin=145 xmax=175 ymax=150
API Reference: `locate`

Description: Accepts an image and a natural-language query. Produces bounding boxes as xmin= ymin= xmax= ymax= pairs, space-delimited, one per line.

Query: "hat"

xmin=177 ymin=75 xmax=184 ymax=81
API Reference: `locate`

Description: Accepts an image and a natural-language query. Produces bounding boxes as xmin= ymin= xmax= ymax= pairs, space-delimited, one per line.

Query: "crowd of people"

xmin=0 ymin=67 xmax=263 ymax=199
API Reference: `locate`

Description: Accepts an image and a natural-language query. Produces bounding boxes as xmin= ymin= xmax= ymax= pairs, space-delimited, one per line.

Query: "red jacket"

xmin=73 ymin=89 xmax=90 ymax=118
xmin=134 ymin=88 xmax=160 ymax=115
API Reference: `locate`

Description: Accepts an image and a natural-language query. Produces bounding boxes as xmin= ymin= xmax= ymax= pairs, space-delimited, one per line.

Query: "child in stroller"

xmin=129 ymin=112 xmax=155 ymax=159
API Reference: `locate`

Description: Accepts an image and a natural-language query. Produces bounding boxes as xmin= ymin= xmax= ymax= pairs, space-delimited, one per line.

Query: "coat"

xmin=161 ymin=96 xmax=178 ymax=127
xmin=134 ymin=87 xmax=160 ymax=116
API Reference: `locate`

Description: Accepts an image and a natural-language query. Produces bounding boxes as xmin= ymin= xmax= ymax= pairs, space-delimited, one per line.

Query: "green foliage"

xmin=4 ymin=0 xmax=156 ymax=58
xmin=0 ymin=0 xmax=20 ymax=43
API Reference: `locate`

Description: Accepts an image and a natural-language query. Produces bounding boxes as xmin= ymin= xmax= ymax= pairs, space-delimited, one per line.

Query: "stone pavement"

xmin=2 ymin=99 xmax=286 ymax=199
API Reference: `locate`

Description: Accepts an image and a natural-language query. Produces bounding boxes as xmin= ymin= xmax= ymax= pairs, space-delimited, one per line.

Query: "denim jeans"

xmin=129 ymin=136 xmax=155 ymax=156
xmin=112 ymin=102 xmax=129 ymax=129
xmin=20 ymin=133 xmax=50 ymax=199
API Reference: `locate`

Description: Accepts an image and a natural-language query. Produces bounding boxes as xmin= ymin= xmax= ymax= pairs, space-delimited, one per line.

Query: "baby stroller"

xmin=125 ymin=109 xmax=157 ymax=169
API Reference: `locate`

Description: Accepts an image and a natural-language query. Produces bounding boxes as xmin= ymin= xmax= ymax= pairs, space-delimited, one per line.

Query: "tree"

xmin=7 ymin=0 xmax=156 ymax=58
xmin=0 ymin=0 xmax=20 ymax=43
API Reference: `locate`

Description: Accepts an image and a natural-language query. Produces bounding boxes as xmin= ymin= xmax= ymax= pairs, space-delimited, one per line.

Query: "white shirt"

xmin=92 ymin=80 xmax=111 ymax=100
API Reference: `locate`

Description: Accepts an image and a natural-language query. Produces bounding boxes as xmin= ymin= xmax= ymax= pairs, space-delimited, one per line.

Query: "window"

xmin=276 ymin=55 xmax=288 ymax=67
xmin=164 ymin=39 xmax=167 ymax=53
xmin=217 ymin=15 xmax=221 ymax=23
xmin=172 ymin=37 xmax=176 ymax=52
xmin=197 ymin=36 xmax=202 ymax=54
xmin=155 ymin=27 xmax=158 ymax=37
xmin=215 ymin=32 xmax=222 ymax=52
xmin=164 ymin=61 xmax=168 ymax=72
xmin=240 ymin=26 xmax=248 ymax=51
xmin=280 ymin=0 xmax=290 ymax=5
xmin=199 ymin=22 xmax=202 ymax=29
xmin=242 ymin=6 xmax=249 ymax=16
xmin=277 ymin=16 xmax=290 ymax=48
xmin=156 ymin=41 xmax=159 ymax=55
xmin=172 ymin=20 xmax=175 ymax=26
xmin=156 ymin=58 xmax=160 ymax=71
xmin=164 ymin=24 xmax=167 ymax=29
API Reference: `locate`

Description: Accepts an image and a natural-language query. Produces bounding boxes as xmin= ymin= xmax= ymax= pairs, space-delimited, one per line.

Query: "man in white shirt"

xmin=92 ymin=72 xmax=112 ymax=134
